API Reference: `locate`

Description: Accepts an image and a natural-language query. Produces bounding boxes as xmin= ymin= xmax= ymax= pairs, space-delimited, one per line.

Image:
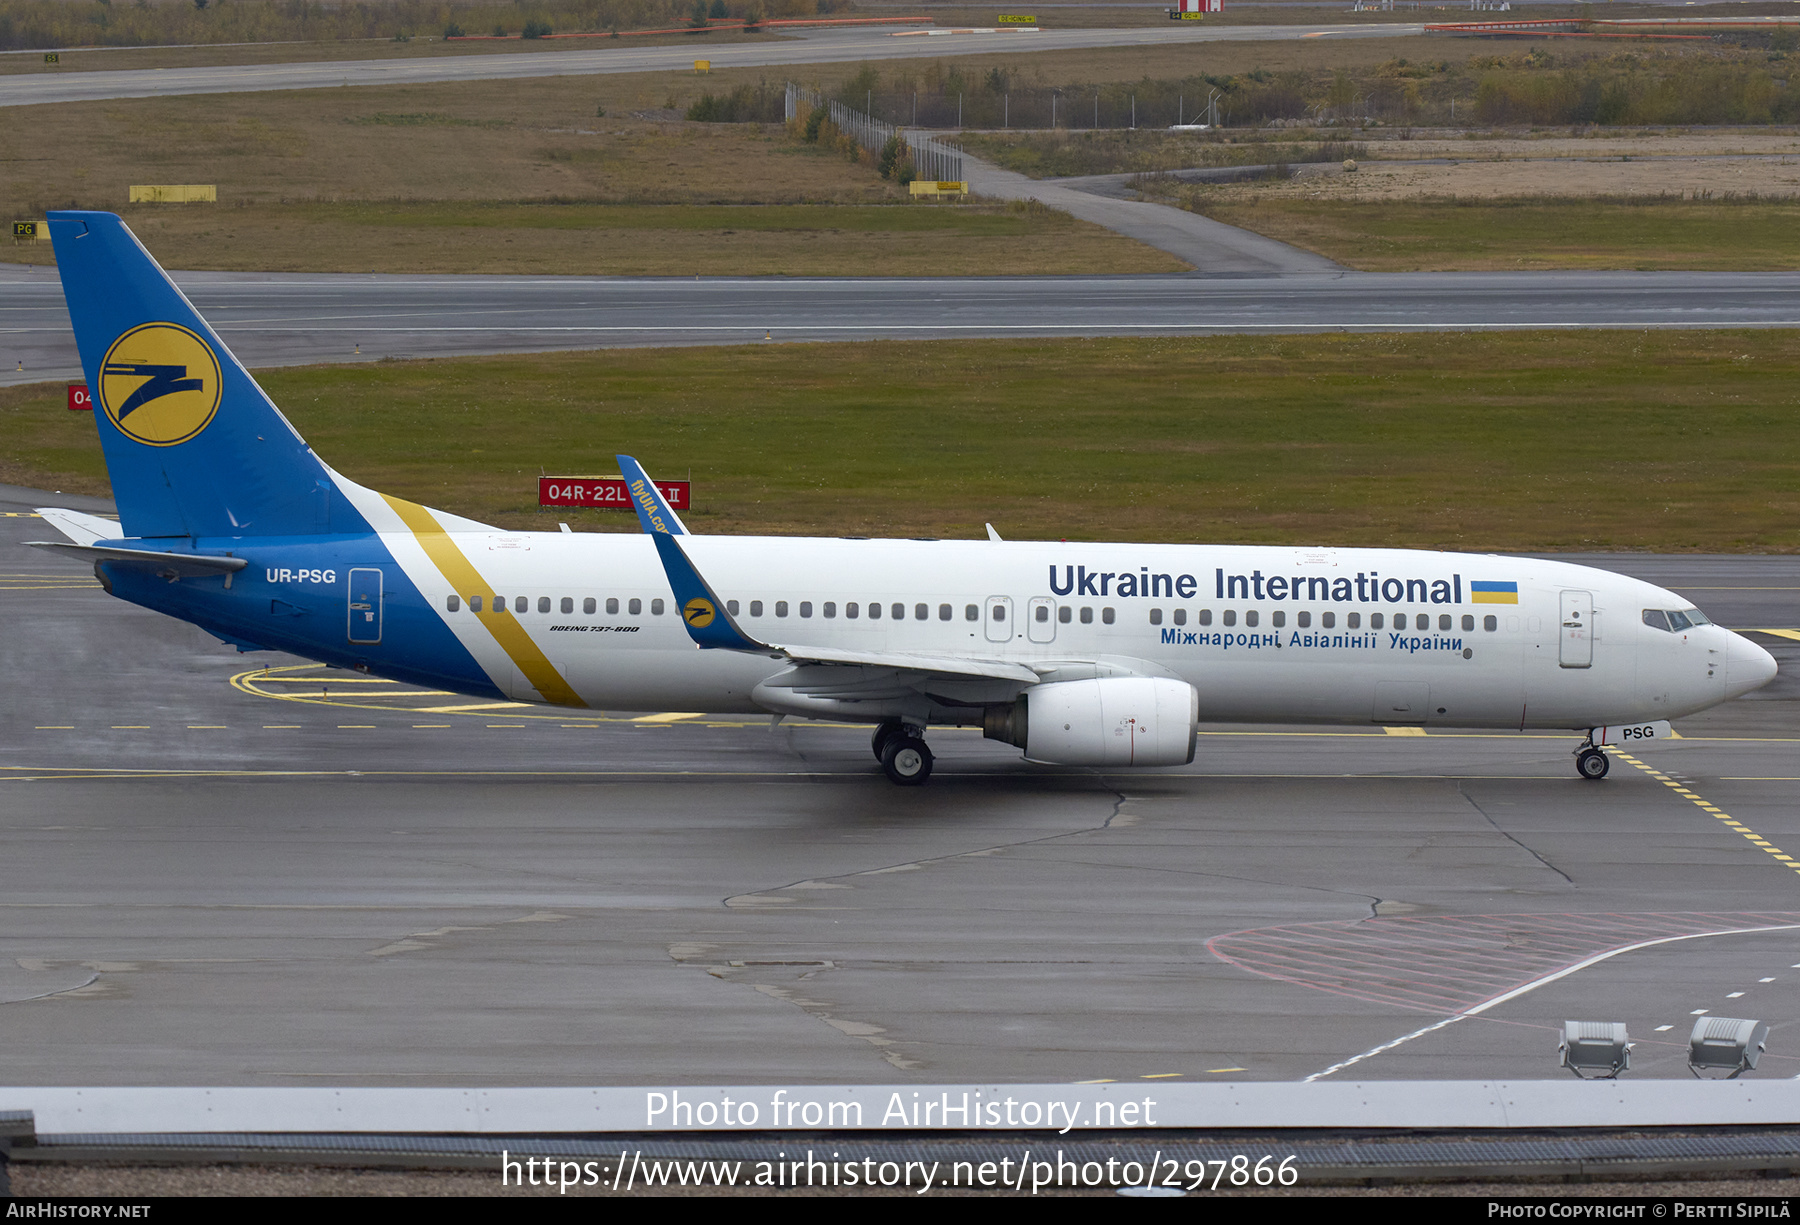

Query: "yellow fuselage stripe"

xmin=379 ymin=494 xmax=587 ymax=709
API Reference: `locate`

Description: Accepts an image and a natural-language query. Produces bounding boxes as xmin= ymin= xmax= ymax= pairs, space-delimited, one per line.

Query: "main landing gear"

xmin=1575 ymin=742 xmax=1611 ymax=780
xmin=872 ymin=720 xmax=933 ymax=786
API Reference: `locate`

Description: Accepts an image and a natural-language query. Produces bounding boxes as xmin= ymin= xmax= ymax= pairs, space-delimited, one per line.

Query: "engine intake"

xmin=985 ymin=677 xmax=1198 ymax=767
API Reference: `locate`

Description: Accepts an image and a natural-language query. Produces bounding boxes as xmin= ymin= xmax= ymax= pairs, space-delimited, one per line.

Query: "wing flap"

xmin=769 ymin=644 xmax=1040 ymax=685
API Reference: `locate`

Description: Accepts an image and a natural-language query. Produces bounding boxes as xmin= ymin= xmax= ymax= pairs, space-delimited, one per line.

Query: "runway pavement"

xmin=0 ymin=24 xmax=1425 ymax=108
xmin=3 ymin=482 xmax=1797 ymax=1087
xmin=9 ymin=265 xmax=1800 ymax=386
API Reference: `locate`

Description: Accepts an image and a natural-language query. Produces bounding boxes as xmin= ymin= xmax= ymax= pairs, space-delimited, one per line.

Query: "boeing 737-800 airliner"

xmin=27 ymin=212 xmax=1779 ymax=784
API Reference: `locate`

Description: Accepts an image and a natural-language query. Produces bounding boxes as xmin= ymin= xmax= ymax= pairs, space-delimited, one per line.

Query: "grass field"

xmin=0 ymin=75 xmax=1180 ymax=274
xmin=5 ymin=331 xmax=1797 ymax=552
xmin=1190 ymin=197 xmax=1800 ymax=272
xmin=25 ymin=199 xmax=1181 ymax=276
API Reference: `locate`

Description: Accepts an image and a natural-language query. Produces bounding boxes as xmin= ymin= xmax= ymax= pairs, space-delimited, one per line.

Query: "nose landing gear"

xmin=1575 ymin=742 xmax=1611 ymax=780
xmin=872 ymin=720 xmax=933 ymax=785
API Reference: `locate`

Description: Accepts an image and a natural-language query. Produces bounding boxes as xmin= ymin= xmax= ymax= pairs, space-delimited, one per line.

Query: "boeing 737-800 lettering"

xmin=27 ymin=212 xmax=1778 ymax=784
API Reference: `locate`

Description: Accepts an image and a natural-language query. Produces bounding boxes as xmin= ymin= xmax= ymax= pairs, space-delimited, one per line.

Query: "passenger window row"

xmin=446 ymin=594 xmax=666 ymax=616
xmin=440 ymin=594 xmax=1500 ymax=636
xmin=1147 ymin=609 xmax=1500 ymax=633
xmin=738 ymin=600 xmax=957 ymax=621
xmin=1047 ymin=606 xmax=1115 ymax=625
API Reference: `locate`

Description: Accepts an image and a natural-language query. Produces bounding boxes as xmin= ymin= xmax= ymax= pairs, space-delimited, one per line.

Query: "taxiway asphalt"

xmin=9 ymin=266 xmax=1800 ymax=386
xmin=0 ymin=25 xmax=1425 ymax=108
xmin=3 ymin=484 xmax=1797 ymax=1087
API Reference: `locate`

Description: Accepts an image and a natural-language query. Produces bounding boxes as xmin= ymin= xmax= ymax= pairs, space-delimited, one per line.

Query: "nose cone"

xmin=1726 ymin=632 xmax=1778 ymax=699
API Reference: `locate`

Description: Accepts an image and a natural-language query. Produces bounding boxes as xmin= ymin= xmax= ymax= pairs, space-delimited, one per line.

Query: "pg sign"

xmin=540 ymin=476 xmax=690 ymax=511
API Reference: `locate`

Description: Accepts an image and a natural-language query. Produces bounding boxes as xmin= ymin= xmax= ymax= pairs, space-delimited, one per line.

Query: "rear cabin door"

xmin=348 ymin=567 xmax=383 ymax=644
xmin=1560 ymin=589 xmax=1593 ymax=668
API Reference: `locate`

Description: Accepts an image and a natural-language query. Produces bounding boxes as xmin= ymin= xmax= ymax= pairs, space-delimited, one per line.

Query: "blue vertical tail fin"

xmin=48 ymin=211 xmax=369 ymax=540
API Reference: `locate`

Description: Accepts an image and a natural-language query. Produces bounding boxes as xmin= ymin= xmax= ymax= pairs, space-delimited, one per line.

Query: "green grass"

xmin=5 ymin=331 xmax=1798 ymax=551
xmin=1199 ymin=197 xmax=1800 ymax=272
xmin=11 ymin=201 xmax=1178 ymax=277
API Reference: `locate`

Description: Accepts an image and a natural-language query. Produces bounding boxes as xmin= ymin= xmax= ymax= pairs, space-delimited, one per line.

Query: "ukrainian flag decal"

xmin=1470 ymin=581 xmax=1519 ymax=604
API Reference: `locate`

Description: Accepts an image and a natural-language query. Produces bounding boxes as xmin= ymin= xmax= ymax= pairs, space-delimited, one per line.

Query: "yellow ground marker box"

xmin=909 ymin=180 xmax=969 ymax=198
xmin=129 ymin=185 xmax=218 ymax=203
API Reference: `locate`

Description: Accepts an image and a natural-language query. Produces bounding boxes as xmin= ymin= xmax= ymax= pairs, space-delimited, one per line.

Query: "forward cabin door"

xmin=1560 ymin=589 xmax=1593 ymax=668
xmin=1027 ymin=596 xmax=1056 ymax=643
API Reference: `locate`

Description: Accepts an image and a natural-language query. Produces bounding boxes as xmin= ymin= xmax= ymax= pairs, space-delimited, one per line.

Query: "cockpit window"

xmin=1644 ymin=608 xmax=1709 ymax=633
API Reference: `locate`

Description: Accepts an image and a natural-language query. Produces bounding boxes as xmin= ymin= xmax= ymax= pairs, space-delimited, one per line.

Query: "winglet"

xmin=616 ymin=455 xmax=762 ymax=652
xmin=649 ymin=534 xmax=768 ymax=652
xmin=616 ymin=455 xmax=689 ymax=536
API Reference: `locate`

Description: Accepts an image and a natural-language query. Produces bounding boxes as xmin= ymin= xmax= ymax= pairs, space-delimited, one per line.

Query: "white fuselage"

xmin=378 ymin=530 xmax=1775 ymax=730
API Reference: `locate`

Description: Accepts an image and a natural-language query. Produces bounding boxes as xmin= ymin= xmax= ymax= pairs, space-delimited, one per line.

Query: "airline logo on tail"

xmin=683 ymin=597 xmax=717 ymax=628
xmin=98 ymin=323 xmax=221 ymax=446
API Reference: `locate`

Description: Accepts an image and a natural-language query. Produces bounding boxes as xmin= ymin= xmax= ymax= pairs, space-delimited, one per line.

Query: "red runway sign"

xmin=540 ymin=476 xmax=690 ymax=510
xmin=67 ymin=384 xmax=92 ymax=411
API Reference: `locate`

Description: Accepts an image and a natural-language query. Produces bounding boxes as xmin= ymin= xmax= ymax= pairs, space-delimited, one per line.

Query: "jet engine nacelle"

xmin=985 ymin=677 xmax=1199 ymax=767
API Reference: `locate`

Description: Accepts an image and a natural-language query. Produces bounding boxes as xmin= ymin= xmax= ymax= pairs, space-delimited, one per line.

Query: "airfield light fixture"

xmin=1559 ymin=1021 xmax=1632 ymax=1079
xmin=1687 ymin=1017 xmax=1768 ymax=1080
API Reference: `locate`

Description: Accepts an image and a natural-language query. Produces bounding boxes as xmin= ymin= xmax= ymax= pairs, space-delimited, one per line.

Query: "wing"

xmin=617 ymin=454 xmax=1042 ymax=690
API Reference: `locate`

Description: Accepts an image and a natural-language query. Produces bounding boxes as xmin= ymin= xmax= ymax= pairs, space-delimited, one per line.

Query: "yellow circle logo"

xmin=683 ymin=597 xmax=716 ymax=628
xmin=98 ymin=323 xmax=222 ymax=447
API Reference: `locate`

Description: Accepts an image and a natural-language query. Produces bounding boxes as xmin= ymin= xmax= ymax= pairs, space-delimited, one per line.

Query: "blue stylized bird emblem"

xmin=103 ymin=362 xmax=203 ymax=418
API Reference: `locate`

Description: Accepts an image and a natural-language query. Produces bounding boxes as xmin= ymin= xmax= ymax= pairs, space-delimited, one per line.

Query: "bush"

xmin=443 ymin=20 xmax=465 ymax=37
xmin=687 ymin=81 xmax=785 ymax=123
xmin=803 ymin=106 xmax=827 ymax=142
xmin=877 ymin=133 xmax=910 ymax=180
xmin=522 ymin=19 xmax=551 ymax=38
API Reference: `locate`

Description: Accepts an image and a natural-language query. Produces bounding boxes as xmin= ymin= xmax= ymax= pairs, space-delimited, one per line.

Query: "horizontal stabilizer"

xmin=34 ymin=507 xmax=121 ymax=546
xmin=25 ymin=541 xmax=248 ymax=577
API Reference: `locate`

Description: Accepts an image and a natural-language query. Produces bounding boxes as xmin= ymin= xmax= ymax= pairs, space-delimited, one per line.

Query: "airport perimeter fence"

xmin=785 ymin=83 xmax=964 ymax=183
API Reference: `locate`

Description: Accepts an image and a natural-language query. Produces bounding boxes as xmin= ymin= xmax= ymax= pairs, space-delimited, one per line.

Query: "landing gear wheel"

xmin=1576 ymin=747 xmax=1610 ymax=780
xmin=881 ymin=735 xmax=933 ymax=786
xmin=871 ymin=720 xmax=904 ymax=764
